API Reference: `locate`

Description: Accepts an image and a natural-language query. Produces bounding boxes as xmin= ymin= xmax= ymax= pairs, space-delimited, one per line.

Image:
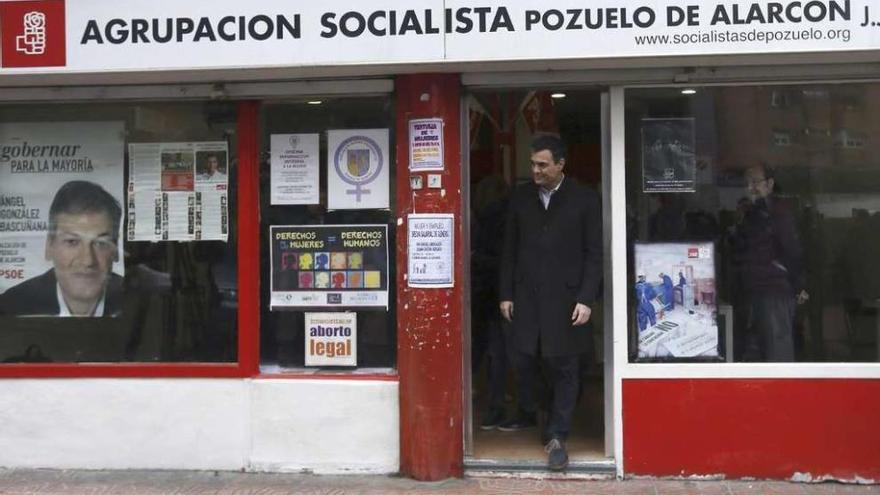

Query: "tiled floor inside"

xmin=471 ymin=370 xmax=607 ymax=463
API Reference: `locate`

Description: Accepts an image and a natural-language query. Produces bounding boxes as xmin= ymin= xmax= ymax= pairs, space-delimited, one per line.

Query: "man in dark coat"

xmin=498 ymin=135 xmax=602 ymax=471
xmin=0 ymin=181 xmax=123 ymax=317
xmin=730 ymin=164 xmax=808 ymax=361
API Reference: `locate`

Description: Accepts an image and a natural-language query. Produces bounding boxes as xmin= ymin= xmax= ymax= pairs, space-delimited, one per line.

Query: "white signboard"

xmin=304 ymin=312 xmax=357 ymax=367
xmin=270 ymin=133 xmax=320 ymax=205
xmin=0 ymin=121 xmax=125 ymax=298
xmin=327 ymin=129 xmax=390 ymax=211
xmin=407 ymin=213 xmax=454 ymax=288
xmin=1 ymin=1 xmax=878 ymax=74
xmin=128 ymin=142 xmax=229 ymax=242
xmin=409 ymin=118 xmax=444 ymax=171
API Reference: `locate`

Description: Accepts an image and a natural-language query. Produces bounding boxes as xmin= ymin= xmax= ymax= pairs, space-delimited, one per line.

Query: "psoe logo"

xmin=17 ymin=11 xmax=46 ymax=54
xmin=1 ymin=0 xmax=66 ymax=68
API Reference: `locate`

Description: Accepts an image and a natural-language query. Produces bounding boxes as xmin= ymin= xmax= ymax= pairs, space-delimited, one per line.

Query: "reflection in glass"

xmin=626 ymin=83 xmax=880 ymax=363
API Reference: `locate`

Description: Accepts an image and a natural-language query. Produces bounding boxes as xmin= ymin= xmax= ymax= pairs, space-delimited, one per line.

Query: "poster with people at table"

xmin=634 ymin=242 xmax=719 ymax=360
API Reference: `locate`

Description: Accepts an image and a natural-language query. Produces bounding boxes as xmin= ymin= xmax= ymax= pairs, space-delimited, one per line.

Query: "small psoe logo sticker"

xmin=16 ymin=11 xmax=46 ymax=55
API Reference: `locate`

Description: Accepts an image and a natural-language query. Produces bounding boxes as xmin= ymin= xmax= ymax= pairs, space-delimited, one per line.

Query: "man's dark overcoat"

xmin=499 ymin=178 xmax=602 ymax=357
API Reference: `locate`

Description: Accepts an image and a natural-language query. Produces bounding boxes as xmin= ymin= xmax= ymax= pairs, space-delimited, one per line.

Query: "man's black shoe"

xmin=479 ymin=408 xmax=506 ymax=431
xmin=545 ymin=437 xmax=568 ymax=471
xmin=497 ymin=412 xmax=537 ymax=432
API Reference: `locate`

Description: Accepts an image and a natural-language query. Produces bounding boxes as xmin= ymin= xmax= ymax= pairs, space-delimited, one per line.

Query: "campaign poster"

xmin=409 ymin=118 xmax=444 ymax=171
xmin=128 ymin=141 xmax=228 ymax=242
xmin=270 ymin=133 xmax=320 ymax=205
xmin=270 ymin=224 xmax=388 ymax=308
xmin=326 ymin=129 xmax=389 ymax=210
xmin=0 ymin=121 xmax=126 ymax=317
xmin=633 ymin=242 xmax=719 ymax=360
xmin=304 ymin=312 xmax=357 ymax=367
xmin=641 ymin=118 xmax=696 ymax=193
xmin=407 ymin=213 xmax=454 ymax=288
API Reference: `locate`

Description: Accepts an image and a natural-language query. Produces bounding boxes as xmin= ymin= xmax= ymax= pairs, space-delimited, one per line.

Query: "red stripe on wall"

xmin=623 ymin=379 xmax=880 ymax=480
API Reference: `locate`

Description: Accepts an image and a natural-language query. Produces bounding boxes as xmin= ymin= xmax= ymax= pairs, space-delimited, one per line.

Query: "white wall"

xmin=0 ymin=378 xmax=399 ymax=474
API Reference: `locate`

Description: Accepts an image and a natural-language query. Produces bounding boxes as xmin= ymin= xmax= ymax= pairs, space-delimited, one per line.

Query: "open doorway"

xmin=465 ymin=88 xmax=609 ymax=468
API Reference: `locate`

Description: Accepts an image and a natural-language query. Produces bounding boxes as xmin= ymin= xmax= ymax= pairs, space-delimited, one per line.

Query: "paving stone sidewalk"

xmin=0 ymin=470 xmax=877 ymax=495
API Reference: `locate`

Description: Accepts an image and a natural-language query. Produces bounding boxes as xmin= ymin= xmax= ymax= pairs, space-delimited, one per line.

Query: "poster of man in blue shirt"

xmin=635 ymin=274 xmax=657 ymax=332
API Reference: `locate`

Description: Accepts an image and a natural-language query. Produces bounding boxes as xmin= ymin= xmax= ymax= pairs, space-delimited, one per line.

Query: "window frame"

xmin=0 ymin=80 xmax=396 ymax=379
xmin=612 ymin=80 xmax=880 ymax=379
xmin=0 ymin=99 xmax=259 ymax=378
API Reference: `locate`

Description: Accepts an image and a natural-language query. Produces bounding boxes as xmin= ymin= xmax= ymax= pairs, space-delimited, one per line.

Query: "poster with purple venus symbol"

xmin=327 ymin=129 xmax=390 ymax=210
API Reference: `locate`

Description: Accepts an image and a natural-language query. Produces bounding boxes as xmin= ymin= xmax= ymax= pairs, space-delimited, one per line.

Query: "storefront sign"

xmin=327 ymin=129 xmax=389 ymax=210
xmin=409 ymin=118 xmax=444 ymax=171
xmin=270 ymin=224 xmax=389 ymax=308
xmin=0 ymin=121 xmax=125 ymax=316
xmin=1 ymin=1 xmax=876 ymax=73
xmin=270 ymin=133 xmax=320 ymax=205
xmin=128 ymin=142 xmax=229 ymax=242
xmin=304 ymin=312 xmax=357 ymax=366
xmin=634 ymin=242 xmax=719 ymax=360
xmin=642 ymin=118 xmax=696 ymax=193
xmin=407 ymin=213 xmax=454 ymax=288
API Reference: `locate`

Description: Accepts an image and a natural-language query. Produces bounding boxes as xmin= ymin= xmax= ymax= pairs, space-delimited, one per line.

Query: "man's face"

xmin=207 ymin=156 xmax=219 ymax=174
xmin=530 ymin=149 xmax=564 ymax=188
xmin=745 ymin=166 xmax=774 ymax=201
xmin=45 ymin=211 xmax=117 ymax=309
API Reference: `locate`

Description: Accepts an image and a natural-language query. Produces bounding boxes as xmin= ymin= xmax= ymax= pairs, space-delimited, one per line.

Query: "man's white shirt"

xmin=56 ymin=283 xmax=106 ymax=317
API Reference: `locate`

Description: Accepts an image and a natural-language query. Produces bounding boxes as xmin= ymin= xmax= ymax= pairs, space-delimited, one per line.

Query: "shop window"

xmin=0 ymin=102 xmax=239 ymax=363
xmin=258 ymin=97 xmax=396 ymax=372
xmin=625 ymin=83 xmax=880 ymax=363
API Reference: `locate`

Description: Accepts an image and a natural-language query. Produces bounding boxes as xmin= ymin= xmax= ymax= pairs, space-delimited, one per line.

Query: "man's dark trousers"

xmin=510 ymin=346 xmax=580 ymax=440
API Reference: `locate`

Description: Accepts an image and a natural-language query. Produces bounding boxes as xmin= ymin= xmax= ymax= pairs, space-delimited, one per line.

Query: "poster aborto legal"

xmin=633 ymin=242 xmax=720 ymax=360
xmin=304 ymin=312 xmax=357 ymax=367
xmin=0 ymin=121 xmax=126 ymax=317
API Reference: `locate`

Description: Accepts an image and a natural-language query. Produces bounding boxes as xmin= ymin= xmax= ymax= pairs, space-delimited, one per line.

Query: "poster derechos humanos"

xmin=270 ymin=224 xmax=388 ymax=308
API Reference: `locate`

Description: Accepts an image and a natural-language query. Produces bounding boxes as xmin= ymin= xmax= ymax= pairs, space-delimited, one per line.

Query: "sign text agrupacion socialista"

xmin=79 ymin=2 xmax=852 ymax=44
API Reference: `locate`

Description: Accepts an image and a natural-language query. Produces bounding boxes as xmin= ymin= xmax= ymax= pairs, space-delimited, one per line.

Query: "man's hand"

xmin=796 ymin=289 xmax=809 ymax=305
xmin=500 ymin=300 xmax=514 ymax=322
xmin=571 ymin=303 xmax=592 ymax=326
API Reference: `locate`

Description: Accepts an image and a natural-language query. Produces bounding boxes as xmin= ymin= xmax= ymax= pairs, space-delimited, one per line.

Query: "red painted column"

xmin=237 ymin=101 xmax=261 ymax=377
xmin=396 ymin=74 xmax=464 ymax=480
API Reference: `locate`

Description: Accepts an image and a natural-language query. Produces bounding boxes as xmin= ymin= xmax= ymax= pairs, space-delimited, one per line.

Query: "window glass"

xmin=626 ymin=83 xmax=880 ymax=363
xmin=259 ymin=96 xmax=396 ymax=371
xmin=0 ymin=102 xmax=238 ymax=363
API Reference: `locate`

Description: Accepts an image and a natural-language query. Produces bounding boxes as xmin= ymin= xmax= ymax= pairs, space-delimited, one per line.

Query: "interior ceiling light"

xmin=681 ymin=88 xmax=697 ymax=95
xmin=307 ymin=100 xmax=323 ymax=105
xmin=550 ymin=92 xmax=566 ymax=99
